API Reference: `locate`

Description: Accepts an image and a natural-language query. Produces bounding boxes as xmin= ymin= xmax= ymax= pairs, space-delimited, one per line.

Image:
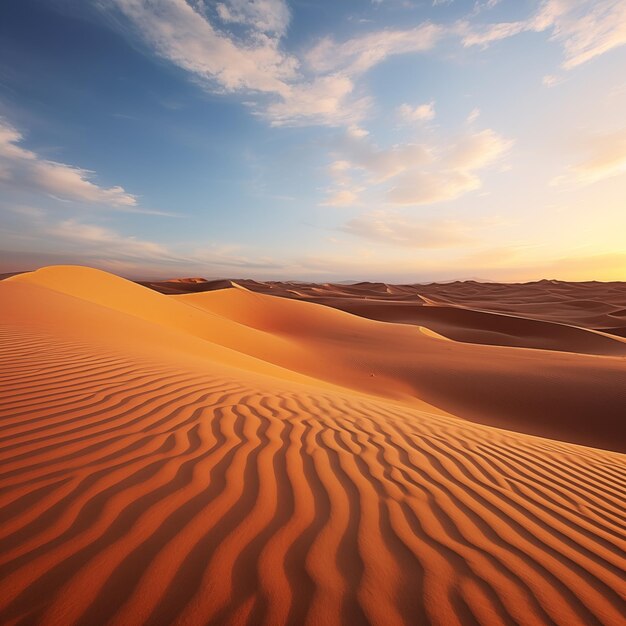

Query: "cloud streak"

xmin=0 ymin=119 xmax=138 ymax=207
xmin=305 ymin=23 xmax=443 ymax=75
xmin=342 ymin=210 xmax=473 ymax=247
xmin=461 ymin=0 xmax=626 ymax=70
xmin=552 ymin=128 xmax=626 ymax=186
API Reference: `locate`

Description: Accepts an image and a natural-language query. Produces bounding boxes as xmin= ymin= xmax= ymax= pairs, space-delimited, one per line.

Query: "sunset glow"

xmin=1 ymin=0 xmax=625 ymax=279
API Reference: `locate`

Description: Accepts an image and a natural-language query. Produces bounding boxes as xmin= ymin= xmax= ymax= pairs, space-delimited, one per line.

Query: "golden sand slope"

xmin=0 ymin=266 xmax=625 ymax=626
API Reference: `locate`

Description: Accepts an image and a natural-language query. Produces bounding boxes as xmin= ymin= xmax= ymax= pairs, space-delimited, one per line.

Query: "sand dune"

xmin=223 ymin=279 xmax=626 ymax=336
xmin=174 ymin=286 xmax=626 ymax=450
xmin=1 ymin=266 xmax=625 ymax=625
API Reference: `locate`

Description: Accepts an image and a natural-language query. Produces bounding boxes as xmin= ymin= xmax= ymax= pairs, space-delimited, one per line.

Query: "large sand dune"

xmin=1 ymin=266 xmax=624 ymax=625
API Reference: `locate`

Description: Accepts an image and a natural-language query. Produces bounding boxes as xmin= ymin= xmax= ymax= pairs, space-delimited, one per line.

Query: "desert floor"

xmin=1 ymin=266 xmax=625 ymax=625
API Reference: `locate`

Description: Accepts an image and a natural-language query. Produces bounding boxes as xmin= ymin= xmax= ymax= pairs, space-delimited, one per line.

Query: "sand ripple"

xmin=1 ymin=322 xmax=624 ymax=626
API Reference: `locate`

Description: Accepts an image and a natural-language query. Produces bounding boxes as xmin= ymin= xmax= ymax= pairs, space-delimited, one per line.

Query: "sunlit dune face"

xmin=0 ymin=266 xmax=624 ymax=625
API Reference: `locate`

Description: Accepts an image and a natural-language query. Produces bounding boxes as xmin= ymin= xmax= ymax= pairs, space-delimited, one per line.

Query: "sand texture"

xmin=1 ymin=266 xmax=625 ymax=625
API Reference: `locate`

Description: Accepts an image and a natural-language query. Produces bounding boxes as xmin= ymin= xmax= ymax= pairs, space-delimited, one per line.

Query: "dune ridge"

xmin=1 ymin=266 xmax=625 ymax=625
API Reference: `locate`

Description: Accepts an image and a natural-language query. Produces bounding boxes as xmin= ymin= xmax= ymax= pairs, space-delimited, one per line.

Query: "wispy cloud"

xmin=3 ymin=209 xmax=282 ymax=276
xmin=542 ymin=73 xmax=563 ymax=87
xmin=215 ymin=0 xmax=290 ymax=36
xmin=305 ymin=23 xmax=443 ymax=76
xmin=471 ymin=0 xmax=502 ymax=16
xmin=50 ymin=218 xmax=171 ymax=259
xmin=551 ymin=127 xmax=626 ymax=186
xmin=342 ymin=210 xmax=473 ymax=247
xmin=461 ymin=0 xmax=626 ymax=70
xmin=0 ymin=119 xmax=137 ymax=207
xmin=466 ymin=107 xmax=480 ymax=124
xmin=397 ymin=101 xmax=436 ymax=123
xmin=322 ymin=188 xmax=362 ymax=207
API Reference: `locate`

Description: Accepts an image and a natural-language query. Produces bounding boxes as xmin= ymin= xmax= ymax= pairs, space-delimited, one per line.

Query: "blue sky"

xmin=1 ymin=0 xmax=625 ymax=280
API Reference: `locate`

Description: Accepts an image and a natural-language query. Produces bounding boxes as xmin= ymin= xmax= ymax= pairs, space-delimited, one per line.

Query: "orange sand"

xmin=0 ymin=266 xmax=624 ymax=625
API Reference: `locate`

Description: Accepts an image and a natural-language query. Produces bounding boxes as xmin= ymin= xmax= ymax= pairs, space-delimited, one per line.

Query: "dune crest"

xmin=1 ymin=266 xmax=625 ymax=626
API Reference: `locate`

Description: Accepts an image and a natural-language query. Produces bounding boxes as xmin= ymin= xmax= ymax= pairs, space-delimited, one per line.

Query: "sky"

xmin=1 ymin=0 xmax=625 ymax=281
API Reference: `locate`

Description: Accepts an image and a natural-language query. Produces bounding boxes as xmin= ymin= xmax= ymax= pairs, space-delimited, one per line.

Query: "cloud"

xmin=444 ymin=128 xmax=511 ymax=170
xmin=466 ymin=107 xmax=480 ymax=123
xmin=50 ymin=219 xmax=171 ymax=260
xmin=387 ymin=129 xmax=512 ymax=205
xmin=109 ymin=0 xmax=373 ymax=127
xmin=102 ymin=1 xmax=625 ymax=130
xmin=320 ymin=158 xmax=364 ymax=206
xmin=544 ymin=0 xmax=626 ymax=69
xmin=0 ymin=119 xmax=138 ymax=207
xmin=111 ymin=0 xmax=297 ymax=96
xmin=305 ymin=23 xmax=444 ymax=76
xmin=326 ymin=127 xmax=511 ymax=207
xmin=472 ymin=0 xmax=501 ymax=15
xmin=322 ymin=189 xmax=361 ymax=207
xmin=459 ymin=20 xmax=527 ymax=47
xmin=551 ymin=128 xmax=626 ymax=186
xmin=263 ymin=75 xmax=371 ymax=127
xmin=397 ymin=101 xmax=436 ymax=123
xmin=215 ymin=0 xmax=290 ymax=36
xmin=18 ymin=215 xmax=281 ymax=276
xmin=342 ymin=210 xmax=472 ymax=247
xmin=461 ymin=0 xmax=626 ymax=70
xmin=387 ymin=169 xmax=482 ymax=205
xmin=107 ymin=1 xmax=446 ymax=127
xmin=542 ymin=73 xmax=563 ymax=87
xmin=334 ymin=133 xmax=433 ymax=182
xmin=346 ymin=125 xmax=370 ymax=139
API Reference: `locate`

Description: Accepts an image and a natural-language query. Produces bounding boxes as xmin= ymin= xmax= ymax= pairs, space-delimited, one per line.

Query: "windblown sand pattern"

xmin=1 ymin=267 xmax=625 ymax=625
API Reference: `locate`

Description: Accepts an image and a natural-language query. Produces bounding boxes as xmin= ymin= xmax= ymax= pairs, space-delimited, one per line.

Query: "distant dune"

xmin=1 ymin=266 xmax=624 ymax=625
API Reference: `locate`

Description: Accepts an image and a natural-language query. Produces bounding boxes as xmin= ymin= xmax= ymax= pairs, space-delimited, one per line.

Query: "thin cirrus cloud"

xmin=342 ymin=211 xmax=473 ymax=248
xmin=215 ymin=0 xmax=290 ymax=35
xmin=322 ymin=188 xmax=362 ymax=208
xmin=304 ymin=23 xmax=444 ymax=76
xmin=461 ymin=0 xmax=626 ymax=70
xmin=551 ymin=128 xmax=626 ymax=187
xmin=44 ymin=217 xmax=277 ymax=273
xmin=51 ymin=219 xmax=170 ymax=260
xmin=0 ymin=119 xmax=137 ymax=208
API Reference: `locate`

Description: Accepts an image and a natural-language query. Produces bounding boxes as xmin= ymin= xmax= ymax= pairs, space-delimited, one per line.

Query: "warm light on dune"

xmin=1 ymin=266 xmax=624 ymax=625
